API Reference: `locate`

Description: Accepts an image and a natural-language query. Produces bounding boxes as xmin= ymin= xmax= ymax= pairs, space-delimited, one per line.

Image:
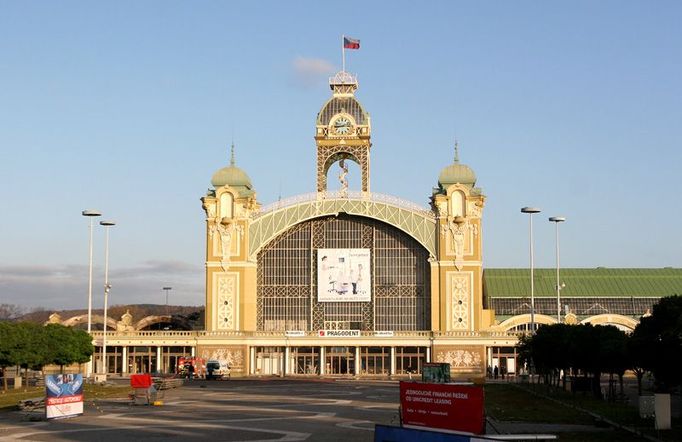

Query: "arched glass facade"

xmin=257 ymin=215 xmax=431 ymax=331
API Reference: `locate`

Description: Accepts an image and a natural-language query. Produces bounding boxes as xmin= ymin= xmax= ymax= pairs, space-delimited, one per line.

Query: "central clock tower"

xmin=315 ymin=71 xmax=372 ymax=193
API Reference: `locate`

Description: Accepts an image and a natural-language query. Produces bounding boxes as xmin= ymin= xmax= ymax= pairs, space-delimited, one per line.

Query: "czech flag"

xmin=344 ymin=36 xmax=360 ymax=49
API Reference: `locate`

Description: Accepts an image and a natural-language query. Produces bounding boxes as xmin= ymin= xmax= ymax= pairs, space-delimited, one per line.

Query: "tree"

xmin=631 ymin=295 xmax=682 ymax=393
xmin=42 ymin=324 xmax=94 ymax=373
xmin=0 ymin=304 xmax=25 ymax=320
xmin=72 ymin=328 xmax=94 ymax=369
xmin=11 ymin=322 xmax=50 ymax=388
xmin=596 ymin=325 xmax=628 ymax=400
xmin=0 ymin=321 xmax=19 ymax=391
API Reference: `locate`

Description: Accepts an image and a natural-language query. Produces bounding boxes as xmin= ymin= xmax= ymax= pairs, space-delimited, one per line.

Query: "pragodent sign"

xmin=400 ymin=381 xmax=485 ymax=435
xmin=318 ymin=330 xmax=360 ymax=337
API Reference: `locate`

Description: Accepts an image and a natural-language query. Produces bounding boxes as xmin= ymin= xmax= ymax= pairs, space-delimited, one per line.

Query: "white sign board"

xmin=317 ymin=248 xmax=371 ymax=302
xmin=318 ymin=330 xmax=361 ymax=337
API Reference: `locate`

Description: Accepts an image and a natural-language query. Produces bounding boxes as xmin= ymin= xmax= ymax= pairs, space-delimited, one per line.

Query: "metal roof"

xmin=483 ymin=268 xmax=682 ymax=298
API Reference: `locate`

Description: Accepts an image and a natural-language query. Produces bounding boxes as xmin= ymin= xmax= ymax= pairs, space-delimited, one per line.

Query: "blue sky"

xmin=1 ymin=1 xmax=680 ymax=310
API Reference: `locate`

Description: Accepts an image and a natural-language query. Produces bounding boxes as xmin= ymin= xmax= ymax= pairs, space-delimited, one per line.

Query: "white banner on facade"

xmin=317 ymin=248 xmax=371 ymax=302
xmin=318 ymin=330 xmax=361 ymax=337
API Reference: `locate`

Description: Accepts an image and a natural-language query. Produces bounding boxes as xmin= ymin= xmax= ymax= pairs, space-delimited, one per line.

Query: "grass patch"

xmin=485 ymin=383 xmax=593 ymax=424
xmin=0 ymin=384 xmax=131 ymax=411
xmin=493 ymin=382 xmax=681 ymax=442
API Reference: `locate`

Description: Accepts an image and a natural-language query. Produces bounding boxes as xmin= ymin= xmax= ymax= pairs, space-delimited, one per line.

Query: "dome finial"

xmin=454 ymin=139 xmax=460 ymax=164
xmin=230 ymin=142 xmax=235 ymax=167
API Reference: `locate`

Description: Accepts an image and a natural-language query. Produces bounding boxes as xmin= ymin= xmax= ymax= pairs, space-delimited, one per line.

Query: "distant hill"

xmin=16 ymin=304 xmax=205 ymax=329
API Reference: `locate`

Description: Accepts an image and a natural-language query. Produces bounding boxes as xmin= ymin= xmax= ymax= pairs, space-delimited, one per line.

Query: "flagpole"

xmin=342 ymin=34 xmax=346 ymax=73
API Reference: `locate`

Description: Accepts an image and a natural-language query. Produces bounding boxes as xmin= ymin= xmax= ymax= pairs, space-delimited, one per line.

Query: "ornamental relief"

xmin=441 ymin=218 xmax=478 ymax=269
xmin=449 ymin=273 xmax=471 ymax=330
xmin=209 ymin=219 xmax=243 ymax=270
xmin=215 ymin=273 xmax=237 ymax=330
xmin=436 ymin=347 xmax=484 ymax=369
xmin=467 ymin=200 xmax=483 ymax=219
xmin=198 ymin=346 xmax=245 ymax=372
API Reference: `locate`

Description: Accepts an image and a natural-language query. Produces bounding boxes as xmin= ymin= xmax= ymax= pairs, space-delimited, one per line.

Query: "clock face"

xmin=333 ymin=117 xmax=352 ymax=135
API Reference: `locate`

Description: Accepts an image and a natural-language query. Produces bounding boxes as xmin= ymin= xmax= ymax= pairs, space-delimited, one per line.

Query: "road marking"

xmin=2 ymin=420 xmax=311 ymax=441
xmin=336 ymin=420 xmax=375 ymax=431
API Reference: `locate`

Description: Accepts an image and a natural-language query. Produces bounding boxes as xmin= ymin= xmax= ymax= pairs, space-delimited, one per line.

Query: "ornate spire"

xmin=230 ymin=142 xmax=235 ymax=166
xmin=454 ymin=139 xmax=460 ymax=164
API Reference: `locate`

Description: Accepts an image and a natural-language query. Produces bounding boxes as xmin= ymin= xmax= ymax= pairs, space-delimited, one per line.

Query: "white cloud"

xmin=292 ymin=56 xmax=336 ymax=88
xmin=0 ymin=261 xmax=204 ymax=310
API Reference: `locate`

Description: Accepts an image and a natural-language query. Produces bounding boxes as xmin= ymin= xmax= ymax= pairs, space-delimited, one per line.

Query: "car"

xmin=206 ymin=360 xmax=230 ymax=380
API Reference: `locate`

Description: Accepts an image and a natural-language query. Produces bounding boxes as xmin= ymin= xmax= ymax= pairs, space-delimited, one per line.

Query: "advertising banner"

xmin=45 ymin=374 xmax=84 ymax=419
xmin=317 ymin=248 xmax=371 ymax=302
xmin=422 ymin=363 xmax=452 ymax=383
xmin=400 ymin=381 xmax=485 ymax=435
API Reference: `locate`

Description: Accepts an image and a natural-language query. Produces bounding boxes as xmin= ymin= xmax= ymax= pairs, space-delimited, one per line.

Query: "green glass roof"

xmin=484 ymin=268 xmax=682 ymax=298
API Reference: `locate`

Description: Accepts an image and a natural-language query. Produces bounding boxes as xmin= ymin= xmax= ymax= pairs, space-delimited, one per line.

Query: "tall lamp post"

xmin=163 ymin=287 xmax=173 ymax=317
xmin=549 ymin=216 xmax=566 ymax=323
xmin=82 ymin=210 xmax=101 ymax=335
xmin=100 ymin=220 xmax=116 ymax=376
xmin=82 ymin=209 xmax=101 ymax=379
xmin=521 ymin=207 xmax=541 ymax=333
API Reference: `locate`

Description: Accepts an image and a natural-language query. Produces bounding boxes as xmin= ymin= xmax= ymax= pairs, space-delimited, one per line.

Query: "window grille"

xmin=257 ymin=215 xmax=430 ymax=331
xmin=489 ymin=297 xmax=657 ymax=316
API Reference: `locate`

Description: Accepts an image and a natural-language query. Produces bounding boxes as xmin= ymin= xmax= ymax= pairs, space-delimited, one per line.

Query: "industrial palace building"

xmin=49 ymin=71 xmax=682 ymax=378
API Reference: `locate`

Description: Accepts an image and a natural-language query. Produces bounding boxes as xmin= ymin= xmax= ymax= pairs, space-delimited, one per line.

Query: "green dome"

xmin=211 ymin=165 xmax=252 ymax=188
xmin=438 ymin=162 xmax=476 ymax=187
xmin=438 ymin=142 xmax=476 ymax=188
xmin=210 ymin=144 xmax=255 ymax=196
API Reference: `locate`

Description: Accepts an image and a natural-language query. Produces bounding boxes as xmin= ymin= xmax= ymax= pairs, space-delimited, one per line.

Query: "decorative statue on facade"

xmin=202 ymin=201 xmax=216 ymax=219
xmin=116 ymin=310 xmax=135 ymax=332
xmin=441 ymin=213 xmax=480 ymax=271
xmin=215 ymin=217 xmax=243 ymax=270
xmin=338 ymin=159 xmax=349 ymax=197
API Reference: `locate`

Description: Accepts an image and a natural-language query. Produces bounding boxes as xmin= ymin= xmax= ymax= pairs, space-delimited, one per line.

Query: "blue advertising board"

xmin=45 ymin=374 xmax=84 ymax=419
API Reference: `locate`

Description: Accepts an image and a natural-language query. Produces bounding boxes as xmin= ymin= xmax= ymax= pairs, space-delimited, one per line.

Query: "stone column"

xmin=284 ymin=346 xmax=290 ymax=376
xmin=156 ymin=347 xmax=162 ymax=373
xmin=122 ymin=346 xmax=128 ymax=374
xmin=319 ymin=347 xmax=326 ymax=375
xmin=354 ymin=346 xmax=361 ymax=376
xmin=390 ymin=347 xmax=396 ymax=376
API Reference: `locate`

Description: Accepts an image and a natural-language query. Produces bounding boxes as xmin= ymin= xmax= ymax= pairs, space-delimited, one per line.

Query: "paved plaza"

xmin=1 ymin=378 xmax=673 ymax=441
xmin=0 ymin=379 xmax=400 ymax=441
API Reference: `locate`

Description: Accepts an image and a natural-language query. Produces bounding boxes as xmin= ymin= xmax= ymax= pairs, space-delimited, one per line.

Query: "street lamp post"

xmin=549 ymin=216 xmax=566 ymax=323
xmin=100 ymin=220 xmax=116 ymax=376
xmin=521 ymin=207 xmax=541 ymax=333
xmin=82 ymin=209 xmax=101 ymax=379
xmin=82 ymin=210 xmax=101 ymax=335
xmin=163 ymin=287 xmax=173 ymax=317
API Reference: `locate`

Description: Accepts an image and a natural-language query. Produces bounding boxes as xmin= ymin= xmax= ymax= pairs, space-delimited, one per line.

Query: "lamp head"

xmin=82 ymin=209 xmax=101 ymax=217
xmin=100 ymin=220 xmax=116 ymax=226
xmin=521 ymin=207 xmax=541 ymax=214
xmin=549 ymin=216 xmax=566 ymax=223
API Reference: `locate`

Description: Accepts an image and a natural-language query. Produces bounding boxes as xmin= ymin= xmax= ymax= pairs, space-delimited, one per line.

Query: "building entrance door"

xmin=291 ymin=347 xmax=320 ymax=374
xmin=325 ymin=347 xmax=355 ymax=375
xmin=255 ymin=346 xmax=283 ymax=375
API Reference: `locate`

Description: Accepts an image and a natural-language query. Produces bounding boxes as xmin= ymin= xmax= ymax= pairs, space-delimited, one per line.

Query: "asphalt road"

xmin=0 ymin=379 xmax=401 ymax=441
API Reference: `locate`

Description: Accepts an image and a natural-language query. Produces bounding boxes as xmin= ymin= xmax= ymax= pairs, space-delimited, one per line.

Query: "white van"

xmin=206 ymin=360 xmax=230 ymax=380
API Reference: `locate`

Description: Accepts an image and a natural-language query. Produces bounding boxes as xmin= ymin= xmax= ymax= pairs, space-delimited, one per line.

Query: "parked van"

xmin=206 ymin=360 xmax=230 ymax=380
